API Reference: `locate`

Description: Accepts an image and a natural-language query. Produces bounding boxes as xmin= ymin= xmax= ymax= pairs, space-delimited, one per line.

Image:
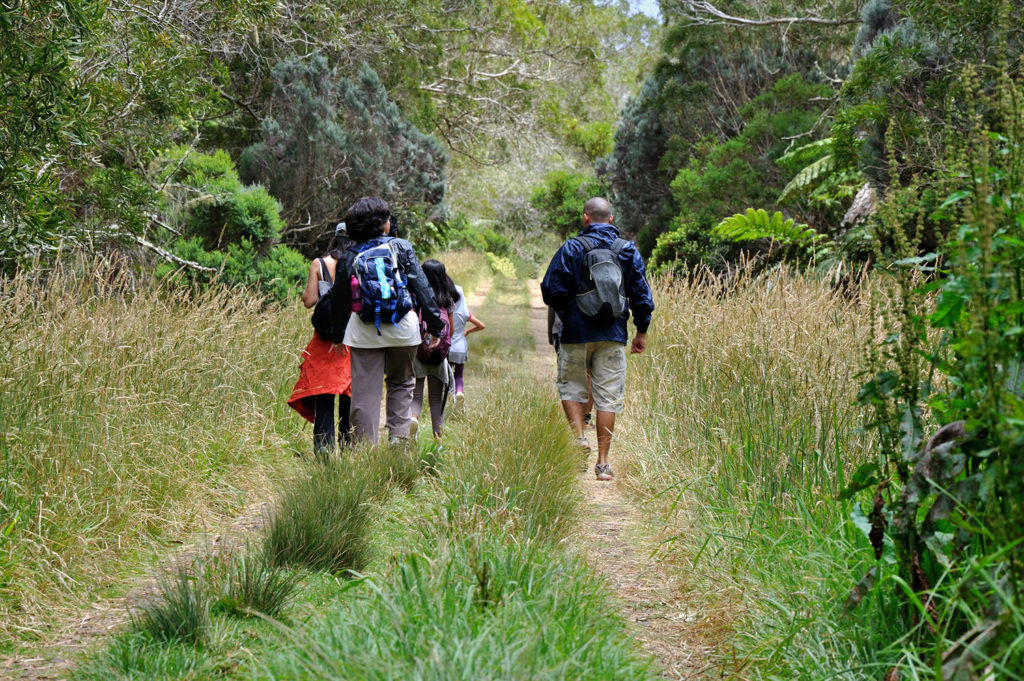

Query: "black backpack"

xmin=574 ymin=235 xmax=628 ymax=326
xmin=311 ymin=258 xmax=346 ymax=343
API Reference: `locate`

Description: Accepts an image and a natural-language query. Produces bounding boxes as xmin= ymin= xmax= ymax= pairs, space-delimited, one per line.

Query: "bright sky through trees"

xmin=630 ymin=0 xmax=660 ymax=18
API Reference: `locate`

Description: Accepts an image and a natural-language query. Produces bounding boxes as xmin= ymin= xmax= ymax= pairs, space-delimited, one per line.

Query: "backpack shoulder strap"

xmin=318 ymin=257 xmax=333 ymax=285
xmin=609 ymin=238 xmax=628 ymax=255
xmin=574 ymin=235 xmax=597 ymax=252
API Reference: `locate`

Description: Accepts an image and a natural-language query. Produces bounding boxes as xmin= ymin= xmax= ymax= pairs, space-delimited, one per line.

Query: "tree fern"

xmin=777 ymin=137 xmax=833 ymax=166
xmin=712 ymin=206 xmax=831 ymax=260
xmin=779 ymin=153 xmax=837 ymax=203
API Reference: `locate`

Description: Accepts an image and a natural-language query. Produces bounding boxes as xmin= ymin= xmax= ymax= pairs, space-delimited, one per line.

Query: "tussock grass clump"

xmin=443 ymin=380 xmax=581 ymax=541
xmin=71 ymin=631 xmax=214 ymax=680
xmin=213 ymin=546 xmax=302 ymax=619
xmin=0 ymin=259 xmax=306 ymax=637
xmin=267 ymin=534 xmax=655 ymax=681
xmin=131 ymin=566 xmax=211 ymax=645
xmin=263 ymin=460 xmax=375 ymax=574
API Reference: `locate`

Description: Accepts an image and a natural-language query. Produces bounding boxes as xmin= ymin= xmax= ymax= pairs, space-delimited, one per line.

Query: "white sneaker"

xmin=454 ymin=392 xmax=464 ymax=407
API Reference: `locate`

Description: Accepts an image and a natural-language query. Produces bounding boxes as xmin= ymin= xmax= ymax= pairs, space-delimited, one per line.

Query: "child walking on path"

xmin=410 ymin=259 xmax=482 ymax=436
xmin=288 ymin=224 xmax=353 ymax=457
xmin=448 ymin=278 xmax=485 ymax=406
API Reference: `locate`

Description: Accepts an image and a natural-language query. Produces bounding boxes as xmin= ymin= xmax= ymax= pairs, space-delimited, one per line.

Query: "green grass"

xmin=264 ymin=536 xmax=653 ymax=681
xmin=69 ymin=257 xmax=657 ymax=680
xmin=131 ymin=565 xmax=211 ymax=645
xmin=0 ymin=259 xmax=308 ymax=646
xmin=615 ymin=268 xmax=930 ymax=678
xmin=263 ymin=459 xmax=377 ymax=574
xmin=431 ymin=249 xmax=491 ymax=297
xmin=213 ymin=546 xmax=303 ymax=619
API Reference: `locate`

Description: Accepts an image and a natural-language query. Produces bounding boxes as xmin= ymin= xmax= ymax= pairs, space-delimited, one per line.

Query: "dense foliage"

xmin=603 ymin=1 xmax=860 ymax=269
xmin=0 ymin=0 xmax=652 ymax=290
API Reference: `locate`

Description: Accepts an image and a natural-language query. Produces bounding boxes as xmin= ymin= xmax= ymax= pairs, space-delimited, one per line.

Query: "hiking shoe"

xmin=594 ymin=463 xmax=614 ymax=481
xmin=409 ymin=418 xmax=419 ymax=438
xmin=582 ymin=412 xmax=593 ymax=428
xmin=575 ymin=436 xmax=591 ymax=453
xmin=454 ymin=391 xmax=465 ymax=408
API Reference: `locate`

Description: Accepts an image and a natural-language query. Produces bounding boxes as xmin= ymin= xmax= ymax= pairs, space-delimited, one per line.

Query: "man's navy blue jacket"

xmin=541 ymin=223 xmax=654 ymax=345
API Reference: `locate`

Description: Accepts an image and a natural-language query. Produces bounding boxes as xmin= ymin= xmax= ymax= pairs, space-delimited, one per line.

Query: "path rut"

xmin=526 ymin=278 xmax=707 ymax=679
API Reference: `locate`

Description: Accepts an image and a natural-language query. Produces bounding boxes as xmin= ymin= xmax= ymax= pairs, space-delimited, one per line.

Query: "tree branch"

xmin=133 ymin=234 xmax=217 ymax=272
xmin=665 ymin=0 xmax=860 ymax=27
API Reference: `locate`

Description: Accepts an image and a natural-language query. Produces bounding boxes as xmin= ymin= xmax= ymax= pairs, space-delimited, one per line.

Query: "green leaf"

xmin=839 ymin=463 xmax=881 ymax=500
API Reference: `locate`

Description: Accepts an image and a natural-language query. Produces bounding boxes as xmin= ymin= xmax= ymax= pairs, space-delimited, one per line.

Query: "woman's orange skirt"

xmin=287 ymin=334 xmax=352 ymax=423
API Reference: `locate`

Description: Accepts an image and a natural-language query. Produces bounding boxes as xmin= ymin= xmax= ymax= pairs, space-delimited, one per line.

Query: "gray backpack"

xmin=574 ymin=235 xmax=628 ymax=326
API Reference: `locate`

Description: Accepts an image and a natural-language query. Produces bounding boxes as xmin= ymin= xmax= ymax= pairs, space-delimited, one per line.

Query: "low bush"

xmin=152 ymin=147 xmax=307 ymax=301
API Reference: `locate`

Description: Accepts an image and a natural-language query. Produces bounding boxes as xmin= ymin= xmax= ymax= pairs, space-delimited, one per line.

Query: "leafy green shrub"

xmin=264 ymin=461 xmax=376 ymax=574
xmin=0 ymin=0 xmax=99 ymax=273
xmin=652 ymin=74 xmax=833 ymax=260
xmin=529 ymin=169 xmax=607 ymax=238
xmin=649 ymin=219 xmax=724 ymax=274
xmin=131 ymin=566 xmax=210 ymax=645
xmin=151 ymin=147 xmax=306 ymax=301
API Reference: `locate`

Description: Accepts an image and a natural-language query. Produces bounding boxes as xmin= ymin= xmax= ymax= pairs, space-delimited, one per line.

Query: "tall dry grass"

xmin=623 ymin=268 xmax=874 ymax=503
xmin=0 ymin=259 xmax=308 ymax=644
xmin=618 ymin=267 xmax=887 ymax=675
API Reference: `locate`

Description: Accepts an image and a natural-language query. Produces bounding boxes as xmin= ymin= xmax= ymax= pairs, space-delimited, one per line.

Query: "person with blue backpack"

xmin=541 ymin=197 xmax=654 ymax=481
xmin=330 ymin=197 xmax=445 ymax=445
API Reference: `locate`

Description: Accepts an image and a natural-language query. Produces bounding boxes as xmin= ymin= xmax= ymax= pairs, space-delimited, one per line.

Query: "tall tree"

xmin=0 ymin=0 xmax=100 ymax=270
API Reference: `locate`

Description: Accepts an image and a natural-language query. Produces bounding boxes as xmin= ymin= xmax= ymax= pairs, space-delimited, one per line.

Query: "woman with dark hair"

xmin=337 ymin=197 xmax=445 ymax=444
xmin=287 ymin=223 xmax=353 ymax=457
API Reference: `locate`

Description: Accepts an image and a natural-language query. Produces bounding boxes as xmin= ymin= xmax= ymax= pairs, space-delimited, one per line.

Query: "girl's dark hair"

xmin=344 ymin=197 xmax=391 ymax=242
xmin=325 ymin=232 xmax=353 ymax=261
xmin=421 ymin=259 xmax=460 ymax=309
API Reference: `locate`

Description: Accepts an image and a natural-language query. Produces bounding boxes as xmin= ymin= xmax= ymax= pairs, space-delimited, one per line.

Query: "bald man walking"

xmin=541 ymin=197 xmax=654 ymax=480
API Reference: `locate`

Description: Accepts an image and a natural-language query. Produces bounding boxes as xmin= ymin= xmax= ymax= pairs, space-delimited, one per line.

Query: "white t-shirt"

xmin=449 ymin=286 xmax=470 ymax=354
xmin=343 ymin=309 xmax=420 ymax=349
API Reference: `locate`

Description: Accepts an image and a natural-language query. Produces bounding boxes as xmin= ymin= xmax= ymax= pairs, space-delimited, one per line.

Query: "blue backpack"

xmin=352 ymin=237 xmax=414 ymax=334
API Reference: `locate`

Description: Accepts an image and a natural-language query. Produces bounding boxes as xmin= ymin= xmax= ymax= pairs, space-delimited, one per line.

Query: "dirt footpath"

xmin=527 ymin=279 xmax=708 ymax=679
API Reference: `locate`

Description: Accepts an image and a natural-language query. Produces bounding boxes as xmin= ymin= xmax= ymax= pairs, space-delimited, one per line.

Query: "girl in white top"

xmin=446 ymin=281 xmax=485 ymax=404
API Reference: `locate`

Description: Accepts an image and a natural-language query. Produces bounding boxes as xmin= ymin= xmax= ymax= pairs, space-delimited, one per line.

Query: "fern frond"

xmin=779 ymin=154 xmax=837 ymax=204
xmin=777 ymin=137 xmax=834 ymax=165
xmin=713 ymin=208 xmax=823 ymax=248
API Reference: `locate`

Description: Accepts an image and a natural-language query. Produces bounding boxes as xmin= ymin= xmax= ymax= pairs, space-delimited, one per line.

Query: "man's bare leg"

xmin=595 ymin=411 xmax=615 ymax=466
xmin=561 ymin=400 xmax=586 ymax=438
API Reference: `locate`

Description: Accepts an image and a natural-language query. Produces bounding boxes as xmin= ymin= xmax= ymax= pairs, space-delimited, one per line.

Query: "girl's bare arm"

xmin=465 ymin=313 xmax=485 ymax=335
xmin=301 ymin=260 xmax=320 ymax=308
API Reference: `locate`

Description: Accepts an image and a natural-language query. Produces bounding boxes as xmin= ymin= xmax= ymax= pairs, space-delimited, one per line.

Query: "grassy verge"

xmin=430 ymin=249 xmax=491 ymax=297
xmin=0 ymin=259 xmax=308 ymax=647
xmin=71 ymin=266 xmax=656 ymax=680
xmin=618 ymin=269 xmax=901 ymax=678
